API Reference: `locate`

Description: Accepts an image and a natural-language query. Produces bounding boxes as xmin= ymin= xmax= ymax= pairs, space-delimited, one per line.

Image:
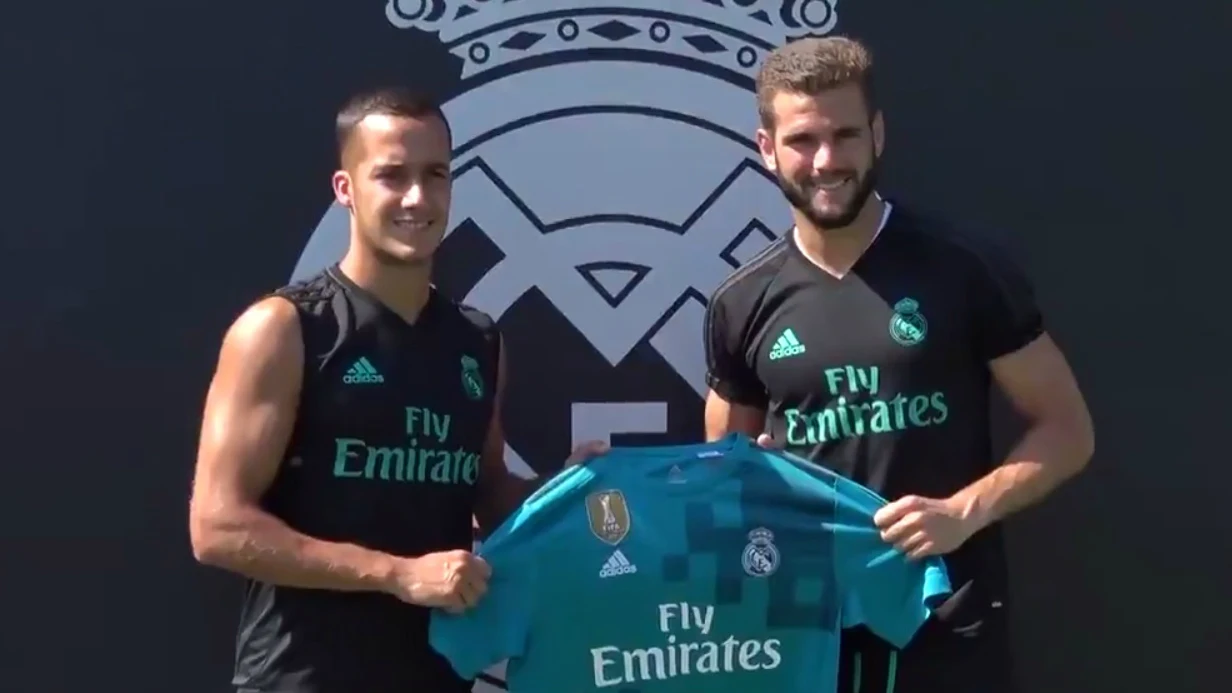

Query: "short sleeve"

xmin=429 ymin=554 xmax=537 ymax=679
xmin=704 ymin=287 xmax=769 ymax=409
xmin=969 ymin=237 xmax=1044 ymax=361
xmin=833 ymin=479 xmax=952 ymax=648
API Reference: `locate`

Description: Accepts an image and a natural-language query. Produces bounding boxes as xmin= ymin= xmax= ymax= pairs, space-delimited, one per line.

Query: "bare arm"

xmin=188 ymin=298 xmax=397 ymax=592
xmin=704 ymin=390 xmax=766 ymax=441
xmin=950 ymin=334 xmax=1095 ymax=530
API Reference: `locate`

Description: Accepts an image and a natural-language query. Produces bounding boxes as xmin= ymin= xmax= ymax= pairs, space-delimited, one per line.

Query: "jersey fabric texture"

xmin=231 ymin=266 xmax=499 ymax=693
xmin=429 ymin=433 xmax=951 ymax=693
xmin=704 ymin=202 xmax=1041 ymax=692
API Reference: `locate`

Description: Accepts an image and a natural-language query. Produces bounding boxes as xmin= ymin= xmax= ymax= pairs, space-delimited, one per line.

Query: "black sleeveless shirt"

xmin=232 ymin=266 xmax=499 ymax=693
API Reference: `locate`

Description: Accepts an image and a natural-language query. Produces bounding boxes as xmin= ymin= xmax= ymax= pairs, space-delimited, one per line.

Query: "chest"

xmin=301 ymin=322 xmax=497 ymax=464
xmin=751 ymin=272 xmax=978 ymax=403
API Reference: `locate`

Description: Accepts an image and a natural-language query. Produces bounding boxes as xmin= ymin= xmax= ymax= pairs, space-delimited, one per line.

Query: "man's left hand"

xmin=873 ymin=495 xmax=976 ymax=560
xmin=563 ymin=440 xmax=611 ymax=468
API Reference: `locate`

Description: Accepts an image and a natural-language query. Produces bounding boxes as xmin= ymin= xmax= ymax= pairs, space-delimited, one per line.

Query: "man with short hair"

xmin=704 ymin=37 xmax=1094 ymax=693
xmin=189 ymin=86 xmax=605 ymax=693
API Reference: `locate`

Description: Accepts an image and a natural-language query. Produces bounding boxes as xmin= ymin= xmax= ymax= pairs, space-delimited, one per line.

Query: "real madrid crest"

xmin=741 ymin=527 xmax=780 ymax=578
xmin=889 ymin=297 xmax=928 ymax=347
xmin=586 ymin=490 xmax=631 ymax=545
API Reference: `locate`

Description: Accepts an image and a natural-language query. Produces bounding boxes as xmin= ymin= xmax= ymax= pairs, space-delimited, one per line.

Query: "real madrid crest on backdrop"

xmin=290 ymin=1 xmax=838 ymax=680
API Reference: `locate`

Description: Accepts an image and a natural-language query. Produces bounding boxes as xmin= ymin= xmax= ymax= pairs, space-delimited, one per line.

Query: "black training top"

xmin=232 ymin=266 xmax=499 ymax=693
xmin=704 ymin=202 xmax=1042 ymax=637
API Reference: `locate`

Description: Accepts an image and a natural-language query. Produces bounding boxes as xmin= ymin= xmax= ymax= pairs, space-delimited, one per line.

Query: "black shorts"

xmin=837 ymin=614 xmax=1018 ymax=693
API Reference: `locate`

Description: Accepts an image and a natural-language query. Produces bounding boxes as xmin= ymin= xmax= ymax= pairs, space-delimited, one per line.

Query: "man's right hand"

xmin=388 ymin=550 xmax=492 ymax=613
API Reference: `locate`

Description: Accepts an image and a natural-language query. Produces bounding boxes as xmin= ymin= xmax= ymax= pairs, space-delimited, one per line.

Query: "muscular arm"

xmin=188 ymin=298 xmax=397 ymax=591
xmin=950 ymin=334 xmax=1095 ymax=530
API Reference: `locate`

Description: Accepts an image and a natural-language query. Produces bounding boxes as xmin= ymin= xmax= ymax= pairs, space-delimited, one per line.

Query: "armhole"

xmin=261 ymin=292 xmax=317 ymax=474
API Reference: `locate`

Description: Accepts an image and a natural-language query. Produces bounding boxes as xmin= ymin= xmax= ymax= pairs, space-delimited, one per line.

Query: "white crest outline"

xmin=386 ymin=0 xmax=840 ymax=78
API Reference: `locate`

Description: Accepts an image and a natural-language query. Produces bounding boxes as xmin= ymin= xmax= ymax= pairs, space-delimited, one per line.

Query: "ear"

xmin=755 ymin=128 xmax=777 ymax=172
xmin=331 ymin=170 xmax=352 ymax=208
xmin=871 ymin=110 xmax=885 ymax=159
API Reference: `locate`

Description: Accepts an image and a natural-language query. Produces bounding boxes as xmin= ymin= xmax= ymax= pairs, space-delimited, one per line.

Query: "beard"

xmin=775 ymin=158 xmax=879 ymax=231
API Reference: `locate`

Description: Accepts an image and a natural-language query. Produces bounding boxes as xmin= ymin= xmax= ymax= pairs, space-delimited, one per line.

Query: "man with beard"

xmin=702 ymin=37 xmax=1094 ymax=693
xmin=188 ymin=87 xmax=606 ymax=693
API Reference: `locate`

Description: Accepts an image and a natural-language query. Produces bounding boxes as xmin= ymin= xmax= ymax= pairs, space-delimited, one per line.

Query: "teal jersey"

xmin=430 ymin=433 xmax=951 ymax=693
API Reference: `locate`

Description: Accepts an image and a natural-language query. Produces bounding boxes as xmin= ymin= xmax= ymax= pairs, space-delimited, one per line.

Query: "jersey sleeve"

xmin=428 ymin=550 xmax=538 ymax=679
xmin=968 ymin=236 xmax=1044 ymax=361
xmin=429 ymin=464 xmax=594 ymax=679
xmin=832 ymin=477 xmax=953 ymax=648
xmin=704 ymin=283 xmax=769 ymax=409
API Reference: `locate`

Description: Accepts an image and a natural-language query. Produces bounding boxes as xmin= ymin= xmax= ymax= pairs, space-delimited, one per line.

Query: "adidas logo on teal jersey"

xmin=342 ymin=357 xmax=384 ymax=385
xmin=599 ymin=549 xmax=638 ymax=578
xmin=768 ymin=328 xmax=806 ymax=360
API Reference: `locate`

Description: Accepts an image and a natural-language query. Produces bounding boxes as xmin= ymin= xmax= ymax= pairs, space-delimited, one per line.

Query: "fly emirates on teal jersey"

xmin=429 ymin=433 xmax=952 ymax=693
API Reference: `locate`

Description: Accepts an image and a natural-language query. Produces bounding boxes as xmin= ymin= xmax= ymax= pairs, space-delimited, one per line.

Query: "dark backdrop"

xmin=2 ymin=1 xmax=1227 ymax=692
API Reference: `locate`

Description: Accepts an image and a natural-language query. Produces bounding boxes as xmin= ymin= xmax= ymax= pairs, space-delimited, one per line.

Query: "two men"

xmin=189 ymin=88 xmax=604 ymax=692
xmin=192 ymin=33 xmax=1093 ymax=693
xmin=704 ymin=37 xmax=1094 ymax=692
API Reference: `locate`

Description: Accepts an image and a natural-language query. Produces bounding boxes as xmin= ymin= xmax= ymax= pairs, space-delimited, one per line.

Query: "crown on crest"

xmin=748 ymin=527 xmax=775 ymax=544
xmin=385 ymin=0 xmax=840 ymax=79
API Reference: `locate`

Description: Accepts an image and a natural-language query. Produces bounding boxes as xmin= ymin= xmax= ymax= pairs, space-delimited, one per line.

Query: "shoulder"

xmin=271 ymin=269 xmax=344 ymax=314
xmin=889 ymin=205 xmax=1032 ymax=284
xmin=457 ymin=301 xmax=501 ymax=339
xmin=214 ymin=296 xmax=304 ymax=385
xmin=707 ymin=235 xmax=793 ymax=316
xmin=434 ymin=290 xmax=501 ymax=339
xmin=434 ymin=292 xmax=503 ymax=371
xmin=224 ymin=296 xmax=301 ymax=353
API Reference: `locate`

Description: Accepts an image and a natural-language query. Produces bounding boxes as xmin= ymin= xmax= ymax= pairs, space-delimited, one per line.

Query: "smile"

xmin=394 ymin=218 xmax=433 ymax=230
xmin=814 ymin=177 xmax=851 ymax=191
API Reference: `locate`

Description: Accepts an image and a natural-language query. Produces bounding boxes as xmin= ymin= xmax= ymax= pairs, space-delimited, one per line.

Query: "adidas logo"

xmin=667 ymin=465 xmax=686 ymax=484
xmin=599 ymin=549 xmax=637 ymax=579
xmin=342 ymin=357 xmax=384 ymax=384
xmin=768 ymin=328 xmax=806 ymax=360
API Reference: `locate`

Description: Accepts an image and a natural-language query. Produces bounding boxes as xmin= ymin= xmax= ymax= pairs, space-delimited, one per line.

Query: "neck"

xmin=793 ymin=194 xmax=887 ymax=277
xmin=337 ymin=247 xmax=432 ymax=324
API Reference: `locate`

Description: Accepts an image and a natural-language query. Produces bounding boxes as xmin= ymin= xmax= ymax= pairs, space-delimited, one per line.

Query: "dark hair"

xmin=335 ymin=87 xmax=452 ymax=159
xmin=755 ymin=36 xmax=877 ymax=129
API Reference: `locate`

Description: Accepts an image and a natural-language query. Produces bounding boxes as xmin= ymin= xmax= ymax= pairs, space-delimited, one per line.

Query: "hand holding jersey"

xmin=389 ymin=550 xmax=493 ymax=613
xmin=424 ymin=439 xmax=610 ymax=614
xmin=873 ymin=494 xmax=978 ymax=560
xmin=753 ymin=433 xmax=977 ymax=560
xmin=564 ymin=439 xmax=612 ymax=468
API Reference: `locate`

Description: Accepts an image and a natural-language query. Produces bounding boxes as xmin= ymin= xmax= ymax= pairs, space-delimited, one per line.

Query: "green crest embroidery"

xmin=460 ymin=355 xmax=484 ymax=401
xmin=889 ymin=298 xmax=928 ymax=347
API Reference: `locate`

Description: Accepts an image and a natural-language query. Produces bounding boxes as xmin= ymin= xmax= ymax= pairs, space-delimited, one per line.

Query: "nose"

xmin=812 ymin=144 xmax=836 ymax=171
xmin=402 ymin=182 xmax=425 ymax=208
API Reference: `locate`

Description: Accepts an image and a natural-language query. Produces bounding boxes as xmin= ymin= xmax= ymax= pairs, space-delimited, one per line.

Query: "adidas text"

xmin=600 ymin=551 xmax=638 ymax=578
xmin=769 ymin=345 xmax=805 ymax=359
xmin=600 ymin=563 xmax=637 ymax=578
xmin=343 ymin=357 xmax=385 ymax=384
